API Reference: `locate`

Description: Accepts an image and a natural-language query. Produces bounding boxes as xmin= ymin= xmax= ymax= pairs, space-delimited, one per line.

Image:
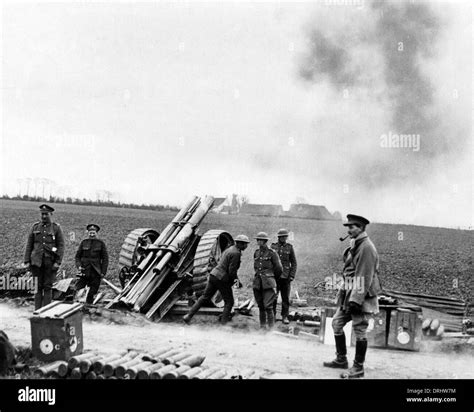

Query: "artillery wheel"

xmin=192 ymin=230 xmax=234 ymax=308
xmin=119 ymin=228 xmax=160 ymax=270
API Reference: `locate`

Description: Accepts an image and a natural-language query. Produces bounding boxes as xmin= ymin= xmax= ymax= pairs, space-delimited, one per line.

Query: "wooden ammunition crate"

xmin=351 ymin=308 xmax=389 ymax=348
xmin=319 ymin=307 xmax=354 ymax=345
xmin=387 ymin=307 xmax=423 ymax=351
xmin=30 ymin=301 xmax=83 ymax=362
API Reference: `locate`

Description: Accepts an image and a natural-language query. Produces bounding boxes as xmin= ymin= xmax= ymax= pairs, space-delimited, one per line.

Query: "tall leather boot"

xmin=220 ymin=303 xmax=233 ymax=324
xmin=34 ymin=292 xmax=43 ymax=310
xmin=266 ymin=309 xmax=275 ymax=329
xmin=43 ymin=289 xmax=52 ymax=307
xmin=341 ymin=339 xmax=367 ymax=379
xmin=183 ymin=297 xmax=205 ymax=324
xmin=323 ymin=334 xmax=348 ymax=369
xmin=259 ymin=309 xmax=267 ymax=329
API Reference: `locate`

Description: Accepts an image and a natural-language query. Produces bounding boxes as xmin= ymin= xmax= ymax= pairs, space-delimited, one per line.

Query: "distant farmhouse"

xmin=210 ymin=195 xmax=240 ymax=214
xmin=284 ymin=204 xmax=339 ymax=220
xmin=211 ymin=197 xmax=227 ymax=212
xmin=212 ymin=197 xmax=341 ymax=221
xmin=240 ymin=203 xmax=284 ymax=217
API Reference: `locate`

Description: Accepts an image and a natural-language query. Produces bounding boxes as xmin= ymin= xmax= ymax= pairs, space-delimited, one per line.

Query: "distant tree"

xmin=240 ymin=195 xmax=249 ymax=206
xmin=25 ymin=178 xmax=32 ymax=197
xmin=16 ymin=178 xmax=23 ymax=196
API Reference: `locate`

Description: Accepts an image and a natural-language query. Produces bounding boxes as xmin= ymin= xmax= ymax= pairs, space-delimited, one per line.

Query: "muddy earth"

xmin=1 ymin=300 xmax=472 ymax=379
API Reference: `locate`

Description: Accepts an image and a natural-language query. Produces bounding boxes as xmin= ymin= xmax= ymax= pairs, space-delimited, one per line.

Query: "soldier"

xmin=253 ymin=232 xmax=282 ymax=330
xmin=271 ymin=228 xmax=297 ymax=324
xmin=0 ymin=331 xmax=16 ymax=376
xmin=75 ymin=224 xmax=109 ymax=304
xmin=24 ymin=204 xmax=65 ymax=310
xmin=323 ymin=214 xmax=382 ymax=379
xmin=183 ymin=235 xmax=250 ymax=325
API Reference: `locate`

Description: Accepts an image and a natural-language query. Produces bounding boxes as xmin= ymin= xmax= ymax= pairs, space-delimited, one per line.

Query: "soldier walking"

xmin=183 ymin=235 xmax=250 ymax=325
xmin=24 ymin=204 xmax=65 ymax=310
xmin=253 ymin=232 xmax=282 ymax=330
xmin=75 ymin=224 xmax=109 ymax=304
xmin=271 ymin=228 xmax=297 ymax=324
xmin=323 ymin=214 xmax=382 ymax=378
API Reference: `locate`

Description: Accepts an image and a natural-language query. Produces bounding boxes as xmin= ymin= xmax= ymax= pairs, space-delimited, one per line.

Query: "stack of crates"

xmin=315 ymin=302 xmax=420 ymax=351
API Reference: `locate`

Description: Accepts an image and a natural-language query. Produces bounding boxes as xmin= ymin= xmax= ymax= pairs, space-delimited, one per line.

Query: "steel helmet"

xmin=277 ymin=228 xmax=289 ymax=237
xmin=234 ymin=234 xmax=250 ymax=243
xmin=254 ymin=232 xmax=270 ymax=240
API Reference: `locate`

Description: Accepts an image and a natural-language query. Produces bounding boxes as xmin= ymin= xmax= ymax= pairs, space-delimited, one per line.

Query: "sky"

xmin=1 ymin=0 xmax=472 ymax=228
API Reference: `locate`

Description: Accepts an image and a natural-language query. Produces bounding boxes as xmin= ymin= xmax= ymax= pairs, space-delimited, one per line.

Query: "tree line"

xmin=1 ymin=194 xmax=179 ymax=212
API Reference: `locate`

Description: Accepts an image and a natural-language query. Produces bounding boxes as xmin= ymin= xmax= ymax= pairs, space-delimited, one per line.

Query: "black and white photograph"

xmin=0 ymin=0 xmax=472 ymax=408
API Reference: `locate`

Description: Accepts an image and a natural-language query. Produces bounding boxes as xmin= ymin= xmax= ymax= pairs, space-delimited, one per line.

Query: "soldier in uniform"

xmin=271 ymin=228 xmax=297 ymax=324
xmin=253 ymin=232 xmax=283 ymax=330
xmin=24 ymin=204 xmax=65 ymax=310
xmin=323 ymin=214 xmax=382 ymax=379
xmin=183 ymin=235 xmax=250 ymax=325
xmin=75 ymin=224 xmax=109 ymax=304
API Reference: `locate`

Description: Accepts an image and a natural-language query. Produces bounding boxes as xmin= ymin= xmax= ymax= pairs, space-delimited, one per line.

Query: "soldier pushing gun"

xmin=183 ymin=234 xmax=250 ymax=325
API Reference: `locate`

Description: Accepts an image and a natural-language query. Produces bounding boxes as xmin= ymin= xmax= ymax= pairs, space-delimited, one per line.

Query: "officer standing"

xmin=271 ymin=228 xmax=297 ymax=324
xmin=24 ymin=204 xmax=65 ymax=310
xmin=183 ymin=235 xmax=250 ymax=325
xmin=323 ymin=214 xmax=382 ymax=379
xmin=75 ymin=224 xmax=109 ymax=304
xmin=253 ymin=232 xmax=282 ymax=330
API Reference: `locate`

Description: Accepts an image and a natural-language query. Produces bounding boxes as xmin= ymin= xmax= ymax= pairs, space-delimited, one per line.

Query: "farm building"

xmin=210 ymin=197 xmax=228 ymax=213
xmin=285 ymin=204 xmax=338 ymax=220
xmin=240 ymin=203 xmax=283 ymax=217
xmin=210 ymin=195 xmax=240 ymax=214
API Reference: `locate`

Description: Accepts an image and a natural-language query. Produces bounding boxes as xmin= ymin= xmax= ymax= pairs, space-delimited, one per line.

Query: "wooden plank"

xmin=443 ymin=332 xmax=470 ymax=339
xmin=271 ymin=331 xmax=299 ymax=339
xmin=384 ymin=289 xmax=465 ymax=303
xmin=167 ymin=306 xmax=223 ymax=316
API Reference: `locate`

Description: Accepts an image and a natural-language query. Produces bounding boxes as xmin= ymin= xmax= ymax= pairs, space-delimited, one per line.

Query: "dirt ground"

xmin=1 ymin=300 xmax=473 ymax=379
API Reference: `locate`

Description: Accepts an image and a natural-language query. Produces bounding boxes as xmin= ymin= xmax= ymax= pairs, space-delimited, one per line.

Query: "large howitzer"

xmin=106 ymin=196 xmax=234 ymax=321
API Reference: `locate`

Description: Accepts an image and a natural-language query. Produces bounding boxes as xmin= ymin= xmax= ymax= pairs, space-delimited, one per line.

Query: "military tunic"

xmin=332 ymin=232 xmax=382 ymax=341
xmin=24 ymin=221 xmax=65 ymax=267
xmin=75 ymin=238 xmax=109 ymax=304
xmin=252 ymin=246 xmax=282 ymax=327
xmin=24 ymin=221 xmax=65 ymax=310
xmin=271 ymin=241 xmax=297 ymax=318
xmin=270 ymin=242 xmax=297 ymax=280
